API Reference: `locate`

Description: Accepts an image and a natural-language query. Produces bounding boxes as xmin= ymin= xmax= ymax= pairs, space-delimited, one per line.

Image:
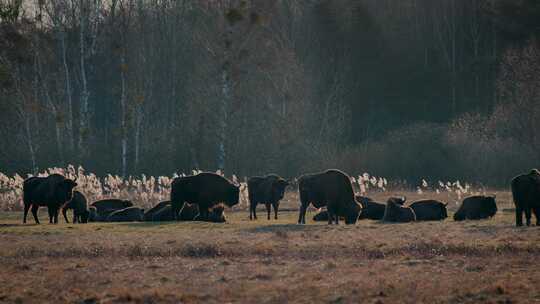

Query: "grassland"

xmin=1 ymin=190 xmax=539 ymax=304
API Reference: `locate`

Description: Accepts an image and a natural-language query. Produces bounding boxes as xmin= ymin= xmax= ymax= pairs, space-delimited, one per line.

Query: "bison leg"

xmin=31 ymin=204 xmax=40 ymax=224
xmin=265 ymin=203 xmax=271 ymax=220
xmin=48 ymin=207 xmax=54 ymax=224
xmin=515 ymin=207 xmax=523 ymax=227
xmin=533 ymin=208 xmax=540 ymax=226
xmin=272 ymin=202 xmax=279 ymax=220
xmin=62 ymin=208 xmax=70 ymax=223
xmin=298 ymin=203 xmax=308 ymax=224
xmin=525 ymin=208 xmax=532 ymax=226
xmin=23 ymin=203 xmax=31 ymax=224
xmin=172 ymin=202 xmax=185 ymax=221
xmin=250 ymin=203 xmax=257 ymax=220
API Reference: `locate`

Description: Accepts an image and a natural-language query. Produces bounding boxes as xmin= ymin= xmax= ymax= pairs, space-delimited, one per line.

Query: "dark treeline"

xmin=0 ymin=0 xmax=539 ymax=185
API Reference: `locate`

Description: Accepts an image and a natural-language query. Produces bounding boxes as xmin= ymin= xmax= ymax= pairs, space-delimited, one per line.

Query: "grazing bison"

xmin=511 ymin=169 xmax=540 ymax=226
xmin=62 ymin=191 xmax=89 ymax=223
xmin=409 ymin=199 xmax=448 ymax=221
xmin=170 ymin=172 xmax=240 ymax=221
xmin=106 ymin=207 xmax=144 ymax=222
xmin=90 ymin=199 xmax=133 ymax=218
xmin=382 ymin=200 xmax=416 ymax=223
xmin=23 ymin=174 xmax=78 ymax=224
xmin=454 ymin=195 xmax=497 ymax=221
xmin=248 ymin=174 xmax=289 ymax=220
xmin=297 ymin=169 xmax=361 ymax=225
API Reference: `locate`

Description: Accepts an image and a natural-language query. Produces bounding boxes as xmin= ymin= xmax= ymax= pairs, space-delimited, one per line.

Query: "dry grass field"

xmin=1 ymin=190 xmax=540 ymax=304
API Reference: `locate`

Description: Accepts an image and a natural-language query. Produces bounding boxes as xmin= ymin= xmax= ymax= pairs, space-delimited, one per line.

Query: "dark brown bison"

xmin=106 ymin=207 xmax=144 ymax=222
xmin=312 ymin=210 xmax=330 ymax=222
xmin=454 ymin=195 xmax=497 ymax=221
xmin=90 ymin=199 xmax=133 ymax=218
xmin=382 ymin=200 xmax=416 ymax=223
xmin=143 ymin=200 xmax=171 ymax=221
xmin=151 ymin=202 xmax=226 ymax=223
xmin=170 ymin=172 xmax=240 ymax=221
xmin=409 ymin=199 xmax=448 ymax=221
xmin=248 ymin=174 xmax=289 ymax=220
xmin=23 ymin=174 xmax=78 ymax=224
xmin=511 ymin=169 xmax=540 ymax=226
xmin=297 ymin=169 xmax=361 ymax=225
xmin=358 ymin=200 xmax=386 ymax=220
xmin=61 ymin=191 xmax=89 ymax=223
xmin=148 ymin=202 xmax=199 ymax=221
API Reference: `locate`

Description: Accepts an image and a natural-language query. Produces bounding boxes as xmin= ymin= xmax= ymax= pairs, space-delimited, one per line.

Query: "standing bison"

xmin=170 ymin=172 xmax=240 ymax=221
xmin=409 ymin=199 xmax=448 ymax=221
xmin=511 ymin=169 xmax=540 ymax=226
xmin=23 ymin=174 xmax=78 ymax=224
xmin=248 ymin=174 xmax=289 ymax=220
xmin=297 ymin=169 xmax=361 ymax=225
xmin=454 ymin=195 xmax=497 ymax=221
xmin=62 ymin=191 xmax=89 ymax=223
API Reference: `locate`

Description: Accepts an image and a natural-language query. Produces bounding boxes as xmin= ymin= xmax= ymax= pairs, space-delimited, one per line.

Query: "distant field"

xmin=1 ymin=191 xmax=540 ymax=303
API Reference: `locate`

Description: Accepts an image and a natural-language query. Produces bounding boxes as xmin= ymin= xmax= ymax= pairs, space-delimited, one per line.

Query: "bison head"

xmin=224 ymin=185 xmax=240 ymax=207
xmin=57 ymin=179 xmax=78 ymax=203
xmin=271 ymin=179 xmax=289 ymax=201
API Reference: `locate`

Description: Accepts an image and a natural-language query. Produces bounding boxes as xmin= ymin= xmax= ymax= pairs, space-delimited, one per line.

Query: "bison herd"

xmin=20 ymin=168 xmax=540 ymax=227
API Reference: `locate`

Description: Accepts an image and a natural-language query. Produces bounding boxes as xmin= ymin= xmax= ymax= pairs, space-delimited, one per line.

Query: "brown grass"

xmin=1 ymin=190 xmax=540 ymax=303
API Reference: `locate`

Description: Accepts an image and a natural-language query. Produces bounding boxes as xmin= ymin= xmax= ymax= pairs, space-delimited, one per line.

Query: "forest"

xmin=0 ymin=0 xmax=539 ymax=185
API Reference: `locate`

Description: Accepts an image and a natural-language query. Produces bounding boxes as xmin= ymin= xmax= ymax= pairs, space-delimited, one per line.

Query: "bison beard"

xmin=297 ymin=169 xmax=361 ymax=225
xmin=511 ymin=169 xmax=540 ymax=226
xmin=170 ymin=172 xmax=240 ymax=221
xmin=23 ymin=174 xmax=78 ymax=224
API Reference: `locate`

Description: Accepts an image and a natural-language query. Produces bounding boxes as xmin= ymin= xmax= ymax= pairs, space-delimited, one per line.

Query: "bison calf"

xmin=409 ymin=199 xmax=448 ymax=221
xmin=382 ymin=200 xmax=416 ymax=223
xmin=454 ymin=195 xmax=497 ymax=221
xmin=248 ymin=174 xmax=289 ymax=220
xmin=62 ymin=191 xmax=89 ymax=223
xmin=511 ymin=169 xmax=540 ymax=227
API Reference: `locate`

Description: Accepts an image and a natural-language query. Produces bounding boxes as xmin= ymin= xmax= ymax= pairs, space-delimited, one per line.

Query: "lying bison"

xmin=382 ymin=200 xmax=416 ymax=223
xmin=146 ymin=201 xmax=199 ymax=221
xmin=358 ymin=200 xmax=385 ymax=220
xmin=170 ymin=172 xmax=240 ymax=221
xmin=143 ymin=200 xmax=171 ymax=221
xmin=62 ymin=191 xmax=89 ymax=223
xmin=248 ymin=174 xmax=289 ymax=220
xmin=511 ymin=169 xmax=540 ymax=226
xmin=23 ymin=174 xmax=78 ymax=224
xmin=149 ymin=202 xmax=226 ymax=222
xmin=106 ymin=207 xmax=144 ymax=222
xmin=454 ymin=195 xmax=497 ymax=221
xmin=409 ymin=199 xmax=448 ymax=221
xmin=297 ymin=169 xmax=361 ymax=225
xmin=90 ymin=199 xmax=133 ymax=218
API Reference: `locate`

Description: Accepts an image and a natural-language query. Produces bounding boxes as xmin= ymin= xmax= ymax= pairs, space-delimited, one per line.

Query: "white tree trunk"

xmin=217 ymin=67 xmax=230 ymax=170
xmin=120 ymin=55 xmax=128 ymax=177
